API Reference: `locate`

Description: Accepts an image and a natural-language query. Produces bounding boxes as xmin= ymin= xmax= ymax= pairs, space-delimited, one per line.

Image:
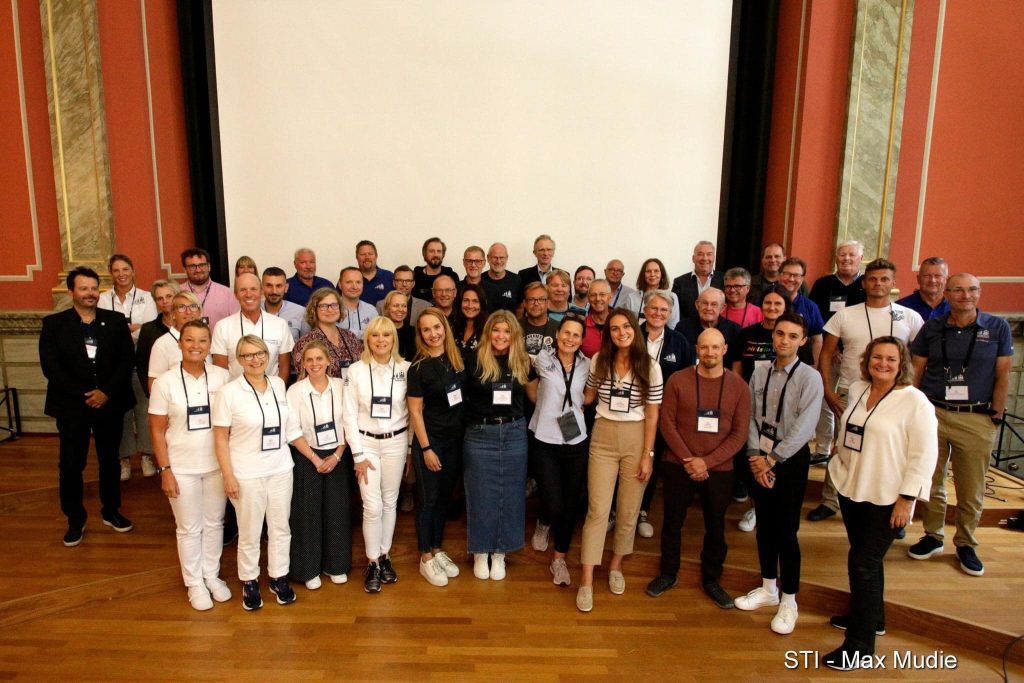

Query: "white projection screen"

xmin=212 ymin=0 xmax=733 ymax=285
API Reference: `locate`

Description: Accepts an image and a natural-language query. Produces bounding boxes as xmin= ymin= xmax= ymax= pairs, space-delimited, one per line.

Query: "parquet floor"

xmin=0 ymin=436 xmax=1022 ymax=680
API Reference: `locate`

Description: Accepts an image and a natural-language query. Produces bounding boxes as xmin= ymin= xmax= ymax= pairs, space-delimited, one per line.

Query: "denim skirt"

xmin=463 ymin=418 xmax=528 ymax=553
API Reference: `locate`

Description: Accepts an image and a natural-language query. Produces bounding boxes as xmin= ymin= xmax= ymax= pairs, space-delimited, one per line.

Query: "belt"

xmin=470 ymin=416 xmax=522 ymax=426
xmin=359 ymin=426 xmax=408 ymax=440
xmin=929 ymin=399 xmax=992 ymax=414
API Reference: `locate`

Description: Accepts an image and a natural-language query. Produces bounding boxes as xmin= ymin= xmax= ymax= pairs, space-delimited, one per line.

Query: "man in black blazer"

xmin=39 ymin=266 xmax=136 ymax=546
xmin=671 ymin=241 xmax=725 ymax=322
xmin=675 ymin=288 xmax=741 ymax=366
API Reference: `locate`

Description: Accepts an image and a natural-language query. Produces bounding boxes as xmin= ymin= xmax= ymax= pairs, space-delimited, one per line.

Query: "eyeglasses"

xmin=239 ymin=351 xmax=267 ymax=361
xmin=780 ymin=271 xmax=804 ymax=279
xmin=394 ymin=278 xmax=414 ymax=285
xmin=317 ymin=302 xmax=340 ymax=310
xmin=723 ymin=284 xmax=748 ymax=290
xmin=433 ymin=288 xmax=456 ymax=295
xmin=184 ymin=263 xmax=210 ymax=271
xmin=946 ymin=286 xmax=981 ymax=295
xmin=606 ymin=268 xmax=624 ymax=274
xmin=464 ymin=259 xmax=485 ymax=265
xmin=526 ymin=297 xmax=548 ymax=304
xmin=174 ymin=303 xmax=201 ymax=312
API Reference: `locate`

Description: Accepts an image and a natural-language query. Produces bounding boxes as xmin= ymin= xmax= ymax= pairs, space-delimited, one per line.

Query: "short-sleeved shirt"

xmin=823 ymin=303 xmax=924 ymax=390
xmin=212 ymin=374 xmax=293 ymax=479
xmin=407 ymin=354 xmax=466 ymax=439
xmin=896 ymin=290 xmax=950 ymax=322
xmin=361 ymin=269 xmax=395 ymax=307
xmin=211 ymin=311 xmax=295 ymax=378
xmin=464 ymin=352 xmax=526 ymax=421
xmin=721 ymin=303 xmax=763 ymax=329
xmin=181 ymin=280 xmax=239 ymax=330
xmin=284 ymin=274 xmax=335 ymax=307
xmin=99 ymin=286 xmax=158 ymax=345
xmin=808 ymin=273 xmax=866 ymax=324
xmin=482 ymin=271 xmax=523 ymax=311
xmin=338 ymin=300 xmax=379 ymax=339
xmin=149 ymin=328 xmax=215 ymax=379
xmin=587 ymin=351 xmax=664 ymax=421
xmin=413 ymin=265 xmax=459 ymax=302
xmin=149 ymin=364 xmax=232 ymax=474
xmin=529 ymin=348 xmax=591 ymax=445
xmin=521 ymin=317 xmax=559 ymax=356
xmin=910 ymin=310 xmax=1014 ymax=403
xmin=791 ymin=294 xmax=825 ymax=337
xmin=285 ymin=376 xmax=346 ymax=451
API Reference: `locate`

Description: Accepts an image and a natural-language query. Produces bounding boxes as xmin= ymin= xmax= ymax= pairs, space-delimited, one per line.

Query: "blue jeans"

xmin=463 ymin=419 xmax=528 ymax=553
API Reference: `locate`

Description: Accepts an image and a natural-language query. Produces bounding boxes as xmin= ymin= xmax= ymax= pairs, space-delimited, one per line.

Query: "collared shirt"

xmin=694 ymin=271 xmax=715 ymax=296
xmin=896 ymin=290 xmax=950 ymax=322
xmin=262 ymin=299 xmax=308 ymax=343
xmin=823 ymin=302 xmax=924 ymax=389
xmin=338 ymin=300 xmax=379 ymax=339
xmin=342 ymin=358 xmax=411 ymax=460
xmin=791 ymin=294 xmax=825 ymax=336
xmin=284 ymin=274 xmax=335 ymax=307
xmin=210 ymin=311 xmax=296 ymax=378
xmin=910 ymin=310 xmax=1013 ymax=403
xmin=622 ymin=289 xmax=681 ymax=330
xmin=98 ymin=286 xmax=157 ymax=345
xmin=361 ymin=269 xmax=395 ymax=307
xmin=285 ymin=376 xmax=346 ymax=450
xmin=747 ymin=356 xmax=824 ymax=461
xmin=211 ymin=374 xmax=293 ymax=479
xmin=180 ymin=280 xmax=239 ymax=330
xmin=568 ymin=301 xmax=590 ymax=316
xmin=528 ymin=348 xmax=591 ymax=445
xmin=148 ymin=328 xmax=212 ymax=378
xmin=808 ymin=273 xmax=866 ymax=324
xmin=149 ymin=364 xmax=231 ymax=474
xmin=609 ymin=284 xmax=637 ymax=309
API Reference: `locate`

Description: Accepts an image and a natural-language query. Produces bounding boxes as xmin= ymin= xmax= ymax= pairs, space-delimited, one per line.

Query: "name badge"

xmin=829 ymin=295 xmax=847 ymax=312
xmin=758 ymin=422 xmax=777 ymax=455
xmin=557 ymin=410 xmax=582 ymax=441
xmin=186 ymin=405 xmax=211 ymax=431
xmin=697 ymin=409 xmax=720 ymax=434
xmin=493 ymin=381 xmax=512 ymax=406
xmin=340 ymin=361 xmax=351 ymax=381
xmin=314 ymin=420 xmax=338 ymax=447
xmin=609 ymin=387 xmax=631 ymax=413
xmin=446 ymin=383 xmax=463 ymax=407
xmin=945 ymin=376 xmax=968 ymax=401
xmin=84 ymin=335 xmax=98 ymax=360
xmin=371 ymin=396 xmax=393 ymax=419
xmin=262 ymin=425 xmax=282 ymax=451
xmin=844 ymin=422 xmax=864 ymax=452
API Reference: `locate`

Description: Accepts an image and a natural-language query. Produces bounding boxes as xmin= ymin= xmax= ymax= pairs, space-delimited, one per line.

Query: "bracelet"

xmin=156 ymin=465 xmax=172 ymax=474
xmin=333 ymin=453 xmax=341 ymax=462
xmin=422 ymin=445 xmax=433 ymax=452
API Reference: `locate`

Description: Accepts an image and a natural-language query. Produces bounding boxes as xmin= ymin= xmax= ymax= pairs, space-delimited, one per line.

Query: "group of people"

xmin=39 ymin=235 xmax=1012 ymax=671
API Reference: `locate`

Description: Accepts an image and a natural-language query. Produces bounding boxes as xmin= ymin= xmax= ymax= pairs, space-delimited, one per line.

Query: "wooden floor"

xmin=0 ymin=435 xmax=1022 ymax=681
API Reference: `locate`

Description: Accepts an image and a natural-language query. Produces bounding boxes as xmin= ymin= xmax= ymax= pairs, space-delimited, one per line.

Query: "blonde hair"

xmin=381 ymin=290 xmax=408 ymax=322
xmin=476 ymin=310 xmax=530 ymax=384
xmin=412 ymin=308 xmax=464 ymax=372
xmin=360 ymin=316 xmax=404 ymax=364
xmin=235 ymin=334 xmax=268 ymax=358
xmin=297 ymin=340 xmax=332 ymax=380
xmin=173 ymin=291 xmax=202 ymax=315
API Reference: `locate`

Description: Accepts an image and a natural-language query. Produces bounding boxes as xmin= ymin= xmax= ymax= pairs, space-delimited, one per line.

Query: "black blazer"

xmin=674 ymin=316 xmax=742 ymax=366
xmin=641 ymin=324 xmax=695 ymax=382
xmin=39 ymin=308 xmax=136 ymax=419
xmin=671 ymin=271 xmax=725 ymax=321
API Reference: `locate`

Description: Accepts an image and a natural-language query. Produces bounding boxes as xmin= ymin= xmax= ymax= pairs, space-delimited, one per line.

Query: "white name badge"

xmin=186 ymin=405 xmax=211 ymax=431
xmin=844 ymin=423 xmax=864 ymax=452
xmin=84 ymin=336 xmax=98 ymax=360
xmin=493 ymin=382 xmax=512 ymax=406
xmin=829 ymin=296 xmax=847 ymax=312
xmin=609 ymin=387 xmax=631 ymax=413
xmin=314 ymin=420 xmax=338 ymax=447
xmin=262 ymin=426 xmax=282 ymax=451
xmin=371 ymin=396 xmax=393 ymax=419
xmin=697 ymin=409 xmax=720 ymax=434
xmin=945 ymin=382 xmax=968 ymax=401
xmin=758 ymin=423 xmax=777 ymax=455
xmin=446 ymin=384 xmax=463 ymax=407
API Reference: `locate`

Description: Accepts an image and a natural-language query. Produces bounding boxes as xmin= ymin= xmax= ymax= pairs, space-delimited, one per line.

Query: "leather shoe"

xmin=807 ymin=504 xmax=836 ymax=522
xmin=645 ymin=575 xmax=677 ymax=598
xmin=702 ymin=581 xmax=734 ymax=609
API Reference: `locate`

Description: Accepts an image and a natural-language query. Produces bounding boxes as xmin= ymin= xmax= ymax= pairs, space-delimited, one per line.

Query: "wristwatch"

xmin=646 ymin=449 xmax=655 ymax=458
xmin=155 ymin=465 xmax=172 ymax=474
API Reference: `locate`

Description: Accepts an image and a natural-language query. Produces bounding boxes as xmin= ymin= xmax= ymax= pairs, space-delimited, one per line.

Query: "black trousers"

xmin=412 ymin=432 xmax=463 ymax=553
xmin=839 ymin=495 xmax=897 ymax=654
xmin=748 ymin=446 xmax=810 ymax=594
xmin=659 ymin=461 xmax=733 ymax=582
xmin=288 ymin=446 xmax=352 ymax=582
xmin=533 ymin=438 xmax=588 ymax=554
xmin=57 ymin=411 xmax=124 ymax=526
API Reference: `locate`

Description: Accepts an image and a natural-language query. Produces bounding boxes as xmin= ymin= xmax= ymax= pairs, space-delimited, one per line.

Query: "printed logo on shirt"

xmin=501 ymin=289 xmax=512 ymax=299
xmin=663 ymin=353 xmax=676 ymax=362
xmin=395 ymin=370 xmax=407 ymax=382
xmin=375 ymin=283 xmax=384 ymax=290
xmin=892 ymin=309 xmax=904 ymax=321
xmin=976 ymin=329 xmax=991 ymax=342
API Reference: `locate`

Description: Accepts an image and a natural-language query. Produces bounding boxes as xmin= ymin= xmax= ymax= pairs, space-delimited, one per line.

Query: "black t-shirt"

xmin=520 ymin=317 xmax=559 ymax=355
xmin=733 ymin=323 xmax=813 ymax=380
xmin=808 ymin=274 xmax=866 ymax=325
xmin=396 ymin=324 xmax=417 ymax=362
xmin=407 ymin=354 xmax=465 ymax=439
xmin=413 ymin=265 xmax=459 ymax=302
xmin=463 ymin=351 xmax=525 ymax=420
xmin=482 ymin=271 xmax=523 ymax=311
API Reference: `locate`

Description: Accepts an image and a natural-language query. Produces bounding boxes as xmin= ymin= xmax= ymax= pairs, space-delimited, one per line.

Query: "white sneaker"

xmin=532 ymin=521 xmax=550 ymax=552
xmin=328 ymin=573 xmax=348 ymax=585
xmin=187 ymin=585 xmax=213 ymax=611
xmin=204 ymin=577 xmax=232 ymax=602
xmin=119 ymin=458 xmax=131 ymax=481
xmin=550 ymin=558 xmax=571 ymax=586
xmin=433 ymin=551 xmax=460 ymax=578
xmin=490 ymin=553 xmax=506 ymax=581
xmin=738 ymin=508 xmax=756 ymax=532
xmin=141 ymin=454 xmax=157 ymax=477
xmin=420 ymin=557 xmax=449 ymax=587
xmin=734 ymin=587 xmax=780 ymax=611
xmin=637 ymin=511 xmax=654 ymax=539
xmin=771 ymin=603 xmax=799 ymax=634
xmin=473 ymin=553 xmax=490 ymax=580
xmin=305 ymin=576 xmax=322 ymax=590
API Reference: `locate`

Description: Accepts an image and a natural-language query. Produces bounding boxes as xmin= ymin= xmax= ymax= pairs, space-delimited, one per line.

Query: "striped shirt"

xmin=587 ymin=351 xmax=663 ymax=421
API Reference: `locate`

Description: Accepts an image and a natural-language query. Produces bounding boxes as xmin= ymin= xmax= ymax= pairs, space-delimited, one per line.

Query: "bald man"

xmin=675 ymin=288 xmax=741 ymax=365
xmin=605 ymin=259 xmax=637 ymax=309
xmin=211 ymin=273 xmax=294 ymax=378
xmin=647 ymin=327 xmax=751 ymax=608
xmin=483 ymin=242 xmax=522 ymax=311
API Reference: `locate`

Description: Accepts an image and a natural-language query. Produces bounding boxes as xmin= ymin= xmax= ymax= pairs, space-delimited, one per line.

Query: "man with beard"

xmin=261 ymin=267 xmax=307 ymax=342
xmin=357 ymin=240 xmax=394 ymax=307
xmin=180 ymin=248 xmax=238 ymax=329
xmin=482 ymin=242 xmax=522 ymax=312
xmin=413 ymin=237 xmax=459 ymax=301
xmin=570 ymin=266 xmax=595 ymax=316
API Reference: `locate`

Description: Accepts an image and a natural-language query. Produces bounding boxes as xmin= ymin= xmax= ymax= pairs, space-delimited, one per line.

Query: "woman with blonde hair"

xmin=381 ymin=290 xmax=417 ymax=359
xmin=462 ymin=310 xmax=531 ymax=581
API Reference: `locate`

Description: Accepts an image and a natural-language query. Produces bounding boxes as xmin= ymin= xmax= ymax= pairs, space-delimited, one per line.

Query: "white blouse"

xmin=212 ymin=374 xmax=293 ymax=480
xmin=343 ymin=358 xmax=411 ymax=461
xmin=285 ymin=376 xmax=346 ymax=451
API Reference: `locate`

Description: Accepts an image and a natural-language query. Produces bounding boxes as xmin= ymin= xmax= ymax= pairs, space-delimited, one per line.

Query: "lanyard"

xmin=308 ymin=384 xmax=334 ymax=425
xmin=343 ymin=304 xmax=363 ymax=332
xmin=559 ymin=352 xmax=578 ymax=411
xmin=109 ymin=288 xmax=137 ymax=318
xmin=849 ymin=382 xmax=896 ymax=431
xmin=187 ymin=281 xmax=211 ymax=307
xmin=368 ymin=360 xmax=395 ymax=400
xmin=243 ymin=375 xmax=281 ymax=433
xmin=941 ymin=319 xmax=978 ymax=376
xmin=611 ymin=286 xmax=623 ymax=308
xmin=169 ymin=327 xmax=181 ymax=342
xmin=240 ymin=312 xmax=265 ymax=340
xmin=179 ymin=365 xmax=209 ymax=411
xmin=761 ymin=359 xmax=801 ymax=424
xmin=695 ymin=368 xmax=727 ymax=414
xmin=864 ymin=304 xmax=894 ymax=340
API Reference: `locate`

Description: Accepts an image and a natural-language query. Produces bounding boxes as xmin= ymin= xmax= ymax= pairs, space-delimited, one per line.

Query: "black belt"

xmin=470 ymin=416 xmax=522 ymax=426
xmin=929 ymin=399 xmax=992 ymax=414
xmin=359 ymin=426 xmax=408 ymax=440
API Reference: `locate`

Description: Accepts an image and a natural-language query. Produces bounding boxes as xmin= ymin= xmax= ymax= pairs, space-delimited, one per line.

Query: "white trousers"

xmin=357 ymin=435 xmax=407 ymax=561
xmin=166 ymin=470 xmax=227 ymax=587
xmin=232 ymin=470 xmax=293 ymax=581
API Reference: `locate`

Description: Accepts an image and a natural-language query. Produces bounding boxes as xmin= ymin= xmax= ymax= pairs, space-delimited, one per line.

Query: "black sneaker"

xmin=378 ymin=554 xmax=398 ymax=584
xmin=823 ymin=646 xmax=860 ymax=671
xmin=101 ymin=511 xmax=133 ymax=532
xmin=645 ymin=575 xmax=677 ymax=598
xmin=807 ymin=504 xmax=836 ymax=522
xmin=242 ymin=579 xmax=263 ymax=611
xmin=364 ymin=562 xmax=382 ymax=593
xmin=809 ymin=452 xmax=830 ymax=465
xmin=956 ymin=546 xmax=984 ymax=576
xmin=63 ymin=524 xmax=84 ymax=547
xmin=702 ymin=581 xmax=734 ymax=609
xmin=829 ymin=614 xmax=885 ymax=635
xmin=269 ymin=576 xmax=297 ymax=605
xmin=732 ymin=478 xmax=748 ymax=503
xmin=894 ymin=526 xmax=906 ymax=540
xmin=907 ymin=535 xmax=943 ymax=560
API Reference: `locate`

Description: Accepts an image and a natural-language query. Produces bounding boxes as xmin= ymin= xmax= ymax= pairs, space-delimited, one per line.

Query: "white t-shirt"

xmin=587 ymin=351 xmax=663 ymax=422
xmin=211 ymin=311 xmax=296 ymax=378
xmin=148 ymin=364 xmax=231 ymax=474
xmin=343 ymin=358 xmax=411 ymax=460
xmin=212 ymin=374 xmax=293 ymax=479
xmin=823 ymin=303 xmax=924 ymax=390
xmin=285 ymin=377 xmax=346 ymax=451
xmin=99 ymin=286 xmax=157 ymax=345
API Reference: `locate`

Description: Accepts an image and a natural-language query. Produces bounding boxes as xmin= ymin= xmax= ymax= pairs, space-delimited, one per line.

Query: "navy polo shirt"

xmin=791 ymin=294 xmax=825 ymax=337
xmin=361 ymin=268 xmax=394 ymax=307
xmin=896 ymin=290 xmax=950 ymax=322
xmin=284 ymin=274 xmax=335 ymax=306
xmin=910 ymin=310 xmax=1013 ymax=403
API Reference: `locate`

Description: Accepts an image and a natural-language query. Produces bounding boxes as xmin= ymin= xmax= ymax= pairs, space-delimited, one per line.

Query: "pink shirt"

xmin=181 ymin=280 xmax=239 ymax=330
xmin=721 ymin=303 xmax=763 ymax=329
